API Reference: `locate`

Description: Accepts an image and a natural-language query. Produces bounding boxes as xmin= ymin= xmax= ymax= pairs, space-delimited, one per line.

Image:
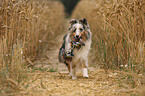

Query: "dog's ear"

xmin=69 ymin=19 xmax=77 ymax=25
xmin=79 ymin=18 xmax=88 ymax=25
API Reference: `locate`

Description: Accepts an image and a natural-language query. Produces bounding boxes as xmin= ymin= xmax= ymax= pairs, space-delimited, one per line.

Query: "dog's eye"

xmin=73 ymin=29 xmax=76 ymax=32
xmin=79 ymin=28 xmax=83 ymax=31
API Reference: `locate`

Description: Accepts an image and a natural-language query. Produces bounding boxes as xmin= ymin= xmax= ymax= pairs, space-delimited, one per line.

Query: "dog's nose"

xmin=76 ymin=35 xmax=79 ymax=38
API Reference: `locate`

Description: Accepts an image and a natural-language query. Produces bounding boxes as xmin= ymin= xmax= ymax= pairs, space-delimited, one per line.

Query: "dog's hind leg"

xmin=65 ymin=61 xmax=72 ymax=76
xmin=68 ymin=62 xmax=72 ymax=77
xmin=71 ymin=64 xmax=77 ymax=79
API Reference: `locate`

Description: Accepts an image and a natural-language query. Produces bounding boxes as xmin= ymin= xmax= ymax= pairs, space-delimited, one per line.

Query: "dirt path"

xmin=18 ymin=20 xmax=142 ymax=96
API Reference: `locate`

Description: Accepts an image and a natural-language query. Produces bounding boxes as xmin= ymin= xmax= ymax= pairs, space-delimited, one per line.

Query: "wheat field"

xmin=72 ymin=0 xmax=145 ymax=72
xmin=0 ymin=0 xmax=145 ymax=95
xmin=72 ymin=0 xmax=145 ymax=95
xmin=0 ymin=0 xmax=64 ymax=93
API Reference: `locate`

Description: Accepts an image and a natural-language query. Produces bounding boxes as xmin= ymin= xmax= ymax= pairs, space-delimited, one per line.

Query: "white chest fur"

xmin=72 ymin=40 xmax=91 ymax=65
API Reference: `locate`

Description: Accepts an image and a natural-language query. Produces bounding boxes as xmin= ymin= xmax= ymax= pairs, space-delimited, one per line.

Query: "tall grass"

xmin=72 ymin=0 xmax=145 ymax=94
xmin=0 ymin=0 xmax=64 ymax=93
xmin=72 ymin=0 xmax=145 ymax=73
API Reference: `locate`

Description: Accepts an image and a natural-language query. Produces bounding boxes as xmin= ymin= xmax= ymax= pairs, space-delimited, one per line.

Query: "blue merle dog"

xmin=59 ymin=18 xmax=91 ymax=79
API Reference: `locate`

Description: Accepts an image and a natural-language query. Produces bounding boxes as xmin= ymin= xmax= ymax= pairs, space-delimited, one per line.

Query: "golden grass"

xmin=72 ymin=0 xmax=145 ymax=72
xmin=0 ymin=0 xmax=64 ymax=93
xmin=72 ymin=0 xmax=145 ymax=94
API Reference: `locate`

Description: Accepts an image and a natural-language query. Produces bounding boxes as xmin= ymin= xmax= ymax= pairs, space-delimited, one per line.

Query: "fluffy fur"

xmin=59 ymin=18 xmax=91 ymax=79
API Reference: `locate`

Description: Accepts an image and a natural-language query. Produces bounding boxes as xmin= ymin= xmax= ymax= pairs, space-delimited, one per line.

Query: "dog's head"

xmin=69 ymin=18 xmax=90 ymax=42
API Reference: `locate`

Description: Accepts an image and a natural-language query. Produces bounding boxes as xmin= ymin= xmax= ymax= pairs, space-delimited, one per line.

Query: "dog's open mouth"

xmin=72 ymin=36 xmax=80 ymax=42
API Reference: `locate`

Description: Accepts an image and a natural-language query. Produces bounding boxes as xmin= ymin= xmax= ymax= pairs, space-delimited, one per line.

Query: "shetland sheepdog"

xmin=59 ymin=18 xmax=91 ymax=79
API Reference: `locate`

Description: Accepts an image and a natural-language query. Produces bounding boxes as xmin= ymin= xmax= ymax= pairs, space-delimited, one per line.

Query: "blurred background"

xmin=60 ymin=0 xmax=80 ymax=17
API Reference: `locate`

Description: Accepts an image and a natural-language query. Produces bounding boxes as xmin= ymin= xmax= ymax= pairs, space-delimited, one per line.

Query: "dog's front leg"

xmin=82 ymin=61 xmax=89 ymax=78
xmin=83 ymin=68 xmax=89 ymax=78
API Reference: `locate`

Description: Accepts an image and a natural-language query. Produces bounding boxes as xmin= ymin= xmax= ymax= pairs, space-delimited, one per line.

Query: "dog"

xmin=59 ymin=18 xmax=91 ymax=79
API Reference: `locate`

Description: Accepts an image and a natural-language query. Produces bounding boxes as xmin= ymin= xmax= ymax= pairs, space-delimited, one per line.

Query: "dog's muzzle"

xmin=73 ymin=36 xmax=80 ymax=42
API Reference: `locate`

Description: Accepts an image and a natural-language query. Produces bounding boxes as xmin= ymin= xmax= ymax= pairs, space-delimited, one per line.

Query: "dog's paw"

xmin=72 ymin=77 xmax=77 ymax=79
